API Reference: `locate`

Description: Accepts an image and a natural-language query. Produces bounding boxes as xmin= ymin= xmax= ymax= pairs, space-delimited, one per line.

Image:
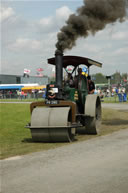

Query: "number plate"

xmin=45 ymin=100 xmax=59 ymax=105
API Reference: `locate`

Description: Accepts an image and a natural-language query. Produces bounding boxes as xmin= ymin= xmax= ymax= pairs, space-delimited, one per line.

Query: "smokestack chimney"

xmin=55 ymin=50 xmax=63 ymax=88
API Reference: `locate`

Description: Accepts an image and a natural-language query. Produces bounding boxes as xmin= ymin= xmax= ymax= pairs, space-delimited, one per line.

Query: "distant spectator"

xmin=24 ymin=92 xmax=27 ymax=99
xmin=122 ymin=87 xmax=126 ymax=93
xmin=35 ymin=89 xmax=38 ymax=99
xmin=106 ymin=89 xmax=110 ymax=96
xmin=97 ymin=88 xmax=101 ymax=95
xmin=21 ymin=91 xmax=24 ymax=100
xmin=118 ymin=88 xmax=121 ymax=93
xmin=17 ymin=90 xmax=21 ymax=99
xmin=116 ymin=88 xmax=118 ymax=94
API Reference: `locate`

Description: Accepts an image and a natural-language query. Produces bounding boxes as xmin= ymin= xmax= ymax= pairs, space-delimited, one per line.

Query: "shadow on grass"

xmin=102 ymin=119 xmax=128 ymax=126
xmin=22 ymin=138 xmax=52 ymax=143
xmin=22 ymin=138 xmax=35 ymax=143
xmin=22 ymin=138 xmax=76 ymax=143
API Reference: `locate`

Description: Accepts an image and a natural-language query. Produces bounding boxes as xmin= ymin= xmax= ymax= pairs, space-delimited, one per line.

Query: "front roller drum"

xmin=30 ymin=107 xmax=75 ymax=142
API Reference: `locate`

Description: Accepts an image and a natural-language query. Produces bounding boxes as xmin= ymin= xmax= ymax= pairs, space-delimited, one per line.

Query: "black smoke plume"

xmin=56 ymin=0 xmax=128 ymax=52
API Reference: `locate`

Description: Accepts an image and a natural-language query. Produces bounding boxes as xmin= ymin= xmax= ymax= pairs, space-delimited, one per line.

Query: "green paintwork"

xmin=78 ymin=76 xmax=88 ymax=105
xmin=63 ymin=86 xmax=77 ymax=102
xmin=64 ymin=75 xmax=88 ymax=105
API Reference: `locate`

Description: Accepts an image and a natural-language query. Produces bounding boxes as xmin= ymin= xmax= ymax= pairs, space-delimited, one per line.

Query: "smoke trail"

xmin=56 ymin=0 xmax=128 ymax=52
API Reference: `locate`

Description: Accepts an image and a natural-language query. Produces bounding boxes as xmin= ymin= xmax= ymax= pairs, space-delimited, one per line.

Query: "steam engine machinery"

xmin=26 ymin=52 xmax=102 ymax=142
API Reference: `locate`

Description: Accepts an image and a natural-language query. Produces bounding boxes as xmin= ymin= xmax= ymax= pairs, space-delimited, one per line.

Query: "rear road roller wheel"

xmin=84 ymin=94 xmax=101 ymax=134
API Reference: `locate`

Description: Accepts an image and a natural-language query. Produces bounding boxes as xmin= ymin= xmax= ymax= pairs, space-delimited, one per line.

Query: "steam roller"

xmin=26 ymin=51 xmax=102 ymax=142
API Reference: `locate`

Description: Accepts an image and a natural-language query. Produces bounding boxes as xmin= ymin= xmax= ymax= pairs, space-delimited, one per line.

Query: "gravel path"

xmin=102 ymin=103 xmax=128 ymax=112
xmin=1 ymin=128 xmax=128 ymax=193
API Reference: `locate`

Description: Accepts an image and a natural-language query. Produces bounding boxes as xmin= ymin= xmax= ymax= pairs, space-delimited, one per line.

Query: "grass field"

xmin=0 ymin=103 xmax=128 ymax=159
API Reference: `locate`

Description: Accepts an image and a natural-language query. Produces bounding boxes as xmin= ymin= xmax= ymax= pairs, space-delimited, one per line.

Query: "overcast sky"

xmin=1 ymin=0 xmax=128 ymax=77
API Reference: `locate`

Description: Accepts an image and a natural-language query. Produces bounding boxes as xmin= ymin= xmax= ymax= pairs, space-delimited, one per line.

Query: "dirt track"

xmin=102 ymin=103 xmax=128 ymax=112
xmin=1 ymin=128 xmax=128 ymax=193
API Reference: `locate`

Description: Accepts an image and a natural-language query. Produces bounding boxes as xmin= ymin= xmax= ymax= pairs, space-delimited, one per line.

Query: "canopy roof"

xmin=48 ymin=55 xmax=102 ymax=68
xmin=22 ymin=85 xmax=46 ymax=90
xmin=0 ymin=85 xmax=23 ymax=90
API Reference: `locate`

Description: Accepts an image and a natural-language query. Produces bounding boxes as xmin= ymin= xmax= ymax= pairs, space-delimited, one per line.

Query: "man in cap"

xmin=74 ymin=68 xmax=83 ymax=89
xmin=87 ymin=75 xmax=95 ymax=94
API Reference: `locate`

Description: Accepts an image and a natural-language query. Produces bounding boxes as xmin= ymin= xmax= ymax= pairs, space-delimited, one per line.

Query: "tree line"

xmin=92 ymin=72 xmax=128 ymax=85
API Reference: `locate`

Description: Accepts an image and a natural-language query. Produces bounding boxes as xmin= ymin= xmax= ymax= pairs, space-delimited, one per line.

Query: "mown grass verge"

xmin=0 ymin=98 xmax=43 ymax=102
xmin=0 ymin=103 xmax=128 ymax=159
xmin=0 ymin=95 xmax=128 ymax=103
